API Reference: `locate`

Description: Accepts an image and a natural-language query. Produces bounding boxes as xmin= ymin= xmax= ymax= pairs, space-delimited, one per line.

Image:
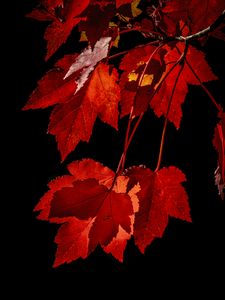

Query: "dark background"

xmin=10 ymin=0 xmax=224 ymax=282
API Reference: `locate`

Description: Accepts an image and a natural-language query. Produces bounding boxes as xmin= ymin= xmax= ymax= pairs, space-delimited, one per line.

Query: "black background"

xmin=10 ymin=0 xmax=224 ymax=283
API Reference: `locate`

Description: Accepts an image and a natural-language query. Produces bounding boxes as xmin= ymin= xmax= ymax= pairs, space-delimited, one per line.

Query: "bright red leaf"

xmin=24 ymin=47 xmax=120 ymax=160
xmin=150 ymin=43 xmax=217 ymax=128
xmin=53 ymin=218 xmax=93 ymax=267
xmin=49 ymin=62 xmax=120 ymax=160
xmin=126 ymin=166 xmax=191 ymax=253
xmin=28 ymin=0 xmax=90 ymax=59
xmin=34 ymin=159 xmax=138 ymax=265
xmin=25 ymin=0 xmax=225 ymax=268
xmin=119 ymin=42 xmax=217 ymax=127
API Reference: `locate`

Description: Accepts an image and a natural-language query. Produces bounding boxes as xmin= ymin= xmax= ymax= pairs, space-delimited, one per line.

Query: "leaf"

xmin=126 ymin=166 xmax=191 ymax=253
xmin=213 ymin=113 xmax=225 ymax=200
xmin=119 ymin=42 xmax=217 ymax=127
xmin=119 ymin=44 xmax=166 ymax=117
xmin=53 ymin=218 xmax=93 ymax=267
xmin=162 ymin=0 xmax=225 ymax=35
xmin=28 ymin=0 xmax=90 ymax=59
xmin=49 ymin=62 xmax=120 ymax=160
xmin=150 ymin=43 xmax=217 ymax=128
xmin=64 ymin=37 xmax=112 ymax=91
xmin=24 ymin=47 xmax=120 ymax=160
xmin=131 ymin=0 xmax=142 ymax=17
xmin=79 ymin=0 xmax=115 ymax=48
xmin=23 ymin=55 xmax=78 ymax=110
xmin=34 ymin=159 xmax=138 ymax=265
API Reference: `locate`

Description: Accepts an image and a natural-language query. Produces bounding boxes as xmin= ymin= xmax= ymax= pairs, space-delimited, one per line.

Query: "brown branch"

xmin=175 ymin=10 xmax=225 ymax=42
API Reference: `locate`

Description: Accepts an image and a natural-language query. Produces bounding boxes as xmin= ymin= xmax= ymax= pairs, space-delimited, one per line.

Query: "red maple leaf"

xmin=24 ymin=40 xmax=120 ymax=160
xmin=126 ymin=166 xmax=191 ymax=253
xmin=34 ymin=159 xmax=139 ymax=266
xmin=119 ymin=44 xmax=166 ymax=117
xmin=162 ymin=0 xmax=225 ymax=35
xmin=119 ymin=42 xmax=217 ymax=128
xmin=150 ymin=43 xmax=217 ymax=128
xmin=79 ymin=0 xmax=116 ymax=47
xmin=23 ymin=54 xmax=78 ymax=109
xmin=24 ymin=0 xmax=225 ymax=269
xmin=27 ymin=0 xmax=90 ymax=59
xmin=213 ymin=112 xmax=225 ymax=200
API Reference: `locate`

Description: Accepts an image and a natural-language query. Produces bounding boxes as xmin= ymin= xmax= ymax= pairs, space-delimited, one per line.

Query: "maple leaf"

xmin=23 ymin=54 xmax=78 ymax=110
xmin=126 ymin=166 xmax=191 ymax=253
xmin=64 ymin=37 xmax=112 ymax=91
xmin=24 ymin=39 xmax=120 ymax=160
xmin=119 ymin=44 xmax=166 ymax=117
xmin=49 ymin=62 xmax=120 ymax=160
xmin=150 ymin=43 xmax=217 ymax=128
xmin=119 ymin=42 xmax=217 ymax=127
xmin=53 ymin=218 xmax=93 ymax=267
xmin=27 ymin=0 xmax=90 ymax=59
xmin=34 ymin=159 xmax=138 ymax=266
xmin=79 ymin=0 xmax=115 ymax=48
xmin=162 ymin=0 xmax=225 ymax=35
xmin=213 ymin=112 xmax=225 ymax=200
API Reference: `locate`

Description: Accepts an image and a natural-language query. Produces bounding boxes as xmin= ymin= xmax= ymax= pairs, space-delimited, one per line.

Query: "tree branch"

xmin=175 ymin=10 xmax=225 ymax=42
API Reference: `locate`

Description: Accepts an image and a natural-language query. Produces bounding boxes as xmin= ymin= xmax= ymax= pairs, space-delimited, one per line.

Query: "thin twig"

xmin=175 ymin=10 xmax=225 ymax=42
xmin=116 ymin=43 xmax=164 ymax=174
xmin=155 ymin=44 xmax=188 ymax=171
xmin=185 ymin=58 xmax=223 ymax=112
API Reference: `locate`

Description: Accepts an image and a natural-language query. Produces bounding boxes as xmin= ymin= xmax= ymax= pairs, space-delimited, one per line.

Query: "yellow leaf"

xmin=131 ymin=0 xmax=142 ymax=17
xmin=128 ymin=72 xmax=139 ymax=82
xmin=141 ymin=74 xmax=154 ymax=86
xmin=128 ymin=72 xmax=154 ymax=87
xmin=80 ymin=31 xmax=88 ymax=42
xmin=113 ymin=35 xmax=120 ymax=48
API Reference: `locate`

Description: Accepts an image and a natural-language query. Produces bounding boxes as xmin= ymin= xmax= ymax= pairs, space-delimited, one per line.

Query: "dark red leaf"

xmin=79 ymin=0 xmax=115 ymax=47
xmin=162 ymin=0 xmax=225 ymax=35
xmin=119 ymin=45 xmax=165 ymax=117
xmin=27 ymin=0 xmax=90 ymax=59
xmin=126 ymin=166 xmax=191 ymax=253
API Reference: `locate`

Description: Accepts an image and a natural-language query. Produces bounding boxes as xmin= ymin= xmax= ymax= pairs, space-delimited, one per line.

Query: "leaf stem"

xmin=185 ymin=58 xmax=223 ymax=112
xmin=119 ymin=44 xmax=188 ymax=170
xmin=155 ymin=45 xmax=188 ymax=171
xmin=121 ymin=107 xmax=134 ymax=171
xmin=115 ymin=43 xmax=164 ymax=175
